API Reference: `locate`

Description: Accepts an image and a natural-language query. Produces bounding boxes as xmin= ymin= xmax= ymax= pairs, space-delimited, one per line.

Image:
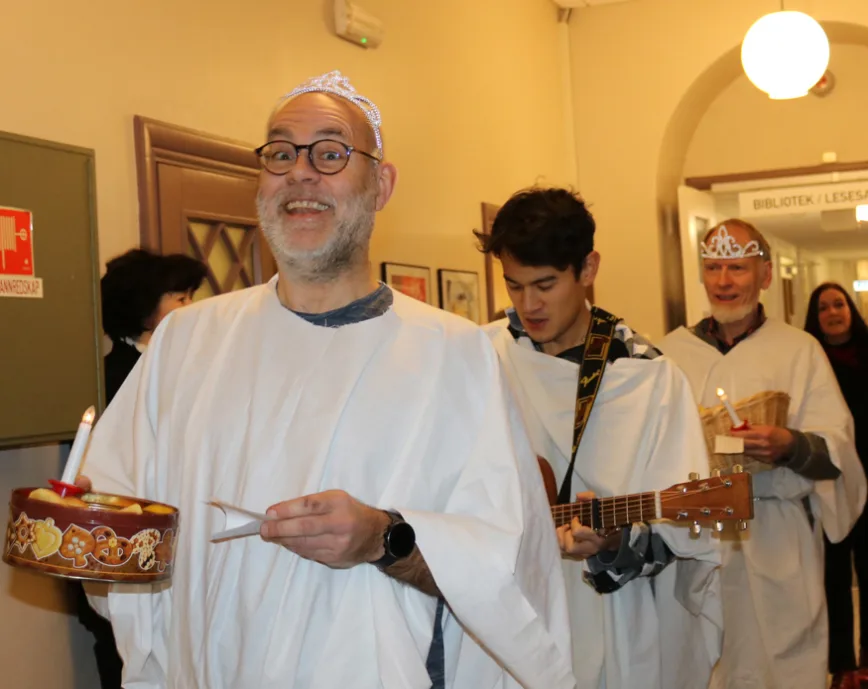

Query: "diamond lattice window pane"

xmin=194 ymin=279 xmax=214 ymax=301
xmin=209 ymin=236 xmax=233 ymax=289
xmin=188 ymin=222 xmax=211 ymax=256
xmin=225 ymin=225 xmax=256 ymax=286
xmin=187 ymin=219 xmax=258 ymax=296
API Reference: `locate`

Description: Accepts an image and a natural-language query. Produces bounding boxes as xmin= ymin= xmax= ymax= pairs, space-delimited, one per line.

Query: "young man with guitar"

xmin=479 ymin=188 xmax=725 ymax=689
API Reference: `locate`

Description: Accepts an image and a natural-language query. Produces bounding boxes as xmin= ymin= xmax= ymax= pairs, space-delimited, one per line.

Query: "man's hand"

xmin=555 ymin=491 xmax=622 ymax=560
xmin=260 ymin=490 xmax=390 ymax=569
xmin=730 ymin=425 xmax=795 ymax=463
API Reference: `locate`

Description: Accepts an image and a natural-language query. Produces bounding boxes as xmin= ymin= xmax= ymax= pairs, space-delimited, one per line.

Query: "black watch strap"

xmin=372 ymin=510 xmax=415 ymax=569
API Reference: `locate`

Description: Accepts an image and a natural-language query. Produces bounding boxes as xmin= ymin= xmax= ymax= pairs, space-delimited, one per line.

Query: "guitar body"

xmin=538 ymin=456 xmax=559 ymax=505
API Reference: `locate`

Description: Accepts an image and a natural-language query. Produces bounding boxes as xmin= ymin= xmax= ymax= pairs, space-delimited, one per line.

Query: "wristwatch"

xmin=372 ymin=510 xmax=415 ymax=569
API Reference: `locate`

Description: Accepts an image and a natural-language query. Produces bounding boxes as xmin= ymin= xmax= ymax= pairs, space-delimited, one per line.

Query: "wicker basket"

xmin=699 ymin=391 xmax=791 ymax=474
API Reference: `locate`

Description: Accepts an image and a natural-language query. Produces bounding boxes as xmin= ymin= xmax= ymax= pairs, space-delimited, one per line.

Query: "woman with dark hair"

xmin=101 ymin=248 xmax=207 ymax=403
xmin=805 ymin=282 xmax=868 ymax=689
xmin=79 ymin=248 xmax=205 ymax=689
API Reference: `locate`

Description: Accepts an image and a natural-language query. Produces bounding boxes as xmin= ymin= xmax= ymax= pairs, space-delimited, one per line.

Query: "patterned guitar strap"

xmin=556 ymin=306 xmax=620 ymax=506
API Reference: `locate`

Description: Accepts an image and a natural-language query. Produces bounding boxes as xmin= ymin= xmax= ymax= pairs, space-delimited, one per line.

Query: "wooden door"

xmin=135 ymin=117 xmax=275 ymax=298
xmin=782 ymin=276 xmax=795 ymax=325
xmin=677 ymin=185 xmax=717 ymax=326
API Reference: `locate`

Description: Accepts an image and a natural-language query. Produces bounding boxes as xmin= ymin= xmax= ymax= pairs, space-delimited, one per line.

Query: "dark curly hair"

xmin=475 ymin=187 xmax=595 ymax=276
xmin=100 ymin=249 xmax=207 ymax=342
xmin=804 ymin=282 xmax=868 ymax=347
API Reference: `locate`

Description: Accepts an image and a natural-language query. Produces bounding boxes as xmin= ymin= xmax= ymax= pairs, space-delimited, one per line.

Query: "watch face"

xmin=388 ymin=521 xmax=416 ymax=559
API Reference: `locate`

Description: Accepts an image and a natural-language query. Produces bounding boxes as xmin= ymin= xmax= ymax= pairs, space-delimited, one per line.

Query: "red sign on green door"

xmin=0 ymin=207 xmax=35 ymax=277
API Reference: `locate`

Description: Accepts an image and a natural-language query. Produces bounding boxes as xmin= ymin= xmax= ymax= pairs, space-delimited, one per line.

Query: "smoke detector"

xmin=334 ymin=0 xmax=384 ymax=49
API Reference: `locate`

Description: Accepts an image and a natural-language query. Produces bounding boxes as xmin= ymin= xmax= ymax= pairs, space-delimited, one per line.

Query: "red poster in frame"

xmin=381 ymin=262 xmax=432 ymax=304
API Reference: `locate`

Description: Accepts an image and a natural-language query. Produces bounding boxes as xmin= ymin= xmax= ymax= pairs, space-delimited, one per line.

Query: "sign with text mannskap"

xmin=739 ymin=181 xmax=868 ymax=217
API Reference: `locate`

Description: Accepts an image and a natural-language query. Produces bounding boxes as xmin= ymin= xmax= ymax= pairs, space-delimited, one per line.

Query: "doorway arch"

xmin=655 ymin=20 xmax=868 ymax=330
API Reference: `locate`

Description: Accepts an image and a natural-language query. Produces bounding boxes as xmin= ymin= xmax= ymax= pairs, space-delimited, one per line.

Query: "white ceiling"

xmin=753 ymin=212 xmax=868 ymax=257
xmin=551 ymin=0 xmax=632 ymax=8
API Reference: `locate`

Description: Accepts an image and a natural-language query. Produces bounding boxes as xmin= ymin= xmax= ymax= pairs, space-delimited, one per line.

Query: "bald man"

xmin=80 ymin=71 xmax=575 ymax=689
xmin=661 ymin=219 xmax=866 ymax=689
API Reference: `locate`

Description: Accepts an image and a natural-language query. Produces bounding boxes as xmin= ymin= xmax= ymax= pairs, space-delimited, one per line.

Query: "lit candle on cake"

xmin=716 ymin=388 xmax=743 ymax=427
xmin=59 ymin=406 xmax=96 ymax=486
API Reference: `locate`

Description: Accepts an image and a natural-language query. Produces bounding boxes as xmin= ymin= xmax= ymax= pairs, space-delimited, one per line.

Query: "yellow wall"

xmin=568 ymin=0 xmax=868 ymax=339
xmin=685 ymin=44 xmax=868 ymax=177
xmin=0 ymin=1 xmax=574 ymax=684
xmin=1 ymin=0 xmax=574 ymax=305
xmin=0 ymin=446 xmax=100 ymax=687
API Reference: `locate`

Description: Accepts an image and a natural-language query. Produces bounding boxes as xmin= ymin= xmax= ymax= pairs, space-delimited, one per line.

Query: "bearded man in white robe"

xmin=661 ymin=219 xmax=867 ymax=689
xmin=478 ymin=188 xmax=723 ymax=689
xmin=79 ymin=71 xmax=576 ymax=689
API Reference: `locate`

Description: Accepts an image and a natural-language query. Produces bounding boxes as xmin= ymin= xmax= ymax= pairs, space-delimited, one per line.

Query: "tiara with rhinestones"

xmin=279 ymin=70 xmax=383 ymax=155
xmin=700 ymin=225 xmax=764 ymax=260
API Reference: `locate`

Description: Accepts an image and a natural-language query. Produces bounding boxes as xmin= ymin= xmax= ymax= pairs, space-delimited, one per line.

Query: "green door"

xmin=0 ymin=131 xmax=102 ymax=447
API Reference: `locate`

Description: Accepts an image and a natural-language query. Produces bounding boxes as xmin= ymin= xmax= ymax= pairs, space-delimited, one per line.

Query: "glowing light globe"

xmin=741 ymin=11 xmax=830 ymax=100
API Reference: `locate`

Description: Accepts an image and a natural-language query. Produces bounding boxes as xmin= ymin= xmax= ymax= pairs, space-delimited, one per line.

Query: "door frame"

xmin=133 ymin=116 xmax=260 ymax=251
xmin=480 ymin=202 xmax=500 ymax=322
xmin=0 ymin=130 xmax=105 ymax=440
xmin=684 ymin=159 xmax=868 ymax=191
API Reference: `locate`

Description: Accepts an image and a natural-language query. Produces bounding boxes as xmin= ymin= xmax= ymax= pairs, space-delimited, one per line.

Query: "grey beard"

xmin=257 ymin=190 xmax=376 ymax=284
xmin=710 ymin=300 xmax=758 ymax=324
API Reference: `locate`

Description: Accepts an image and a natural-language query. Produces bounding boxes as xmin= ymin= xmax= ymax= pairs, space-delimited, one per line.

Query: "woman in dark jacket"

xmin=805 ymin=282 xmax=868 ymax=689
xmin=79 ymin=248 xmax=205 ymax=689
xmin=101 ymin=249 xmax=207 ymax=403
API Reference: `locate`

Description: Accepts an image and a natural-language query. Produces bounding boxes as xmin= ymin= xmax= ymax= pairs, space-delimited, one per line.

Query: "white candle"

xmin=60 ymin=406 xmax=96 ymax=485
xmin=716 ymin=388 xmax=743 ymax=427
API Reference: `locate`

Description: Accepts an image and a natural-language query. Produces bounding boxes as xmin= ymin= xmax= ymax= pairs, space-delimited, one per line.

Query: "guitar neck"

xmin=550 ymin=491 xmax=659 ymax=530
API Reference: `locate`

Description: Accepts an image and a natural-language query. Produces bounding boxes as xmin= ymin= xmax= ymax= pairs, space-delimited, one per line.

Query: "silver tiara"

xmin=700 ymin=226 xmax=764 ymax=260
xmin=280 ymin=70 xmax=382 ymax=155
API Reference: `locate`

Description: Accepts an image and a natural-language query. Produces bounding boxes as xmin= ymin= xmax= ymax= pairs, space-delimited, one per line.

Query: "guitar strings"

xmin=551 ymin=494 xmax=656 ymax=527
xmin=551 ymin=487 xmax=738 ymax=527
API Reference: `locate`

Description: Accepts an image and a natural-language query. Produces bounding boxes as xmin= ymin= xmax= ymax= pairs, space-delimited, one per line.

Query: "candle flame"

xmin=82 ymin=406 xmax=96 ymax=425
xmin=716 ymin=388 xmax=725 ymax=397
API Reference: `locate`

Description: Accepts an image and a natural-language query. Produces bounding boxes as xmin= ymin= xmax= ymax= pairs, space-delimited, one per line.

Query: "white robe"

xmin=661 ymin=320 xmax=867 ymax=689
xmin=82 ymin=282 xmax=576 ymax=689
xmin=486 ymin=322 xmax=722 ymax=689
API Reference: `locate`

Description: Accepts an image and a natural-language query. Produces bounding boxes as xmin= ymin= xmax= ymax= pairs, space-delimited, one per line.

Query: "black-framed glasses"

xmin=254 ymin=139 xmax=380 ymax=176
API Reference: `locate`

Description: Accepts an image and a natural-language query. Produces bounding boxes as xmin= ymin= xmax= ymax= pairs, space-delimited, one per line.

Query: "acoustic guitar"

xmin=537 ymin=456 xmax=754 ymax=534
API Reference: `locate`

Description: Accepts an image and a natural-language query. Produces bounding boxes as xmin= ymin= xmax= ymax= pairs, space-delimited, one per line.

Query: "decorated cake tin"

xmin=4 ymin=488 xmax=179 ymax=583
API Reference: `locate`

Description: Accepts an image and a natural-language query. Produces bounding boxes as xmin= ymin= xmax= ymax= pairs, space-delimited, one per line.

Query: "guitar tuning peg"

xmin=737 ymin=520 xmax=748 ymax=532
xmin=711 ymin=469 xmax=721 ymax=478
xmin=733 ymin=464 xmax=744 ymax=474
xmin=689 ymin=472 xmax=700 ymax=481
xmin=714 ymin=521 xmax=725 ymax=533
xmin=690 ymin=521 xmax=702 ymax=537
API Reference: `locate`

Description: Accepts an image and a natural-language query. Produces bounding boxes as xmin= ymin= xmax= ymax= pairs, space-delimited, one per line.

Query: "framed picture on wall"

xmin=381 ymin=262 xmax=432 ymax=304
xmin=438 ymin=269 xmax=481 ymax=324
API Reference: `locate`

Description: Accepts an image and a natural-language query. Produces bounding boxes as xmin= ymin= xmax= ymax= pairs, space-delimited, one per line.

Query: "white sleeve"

xmin=399 ymin=339 xmax=575 ymax=689
xmin=644 ymin=361 xmax=723 ymax=689
xmin=82 ymin=327 xmax=169 ymax=688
